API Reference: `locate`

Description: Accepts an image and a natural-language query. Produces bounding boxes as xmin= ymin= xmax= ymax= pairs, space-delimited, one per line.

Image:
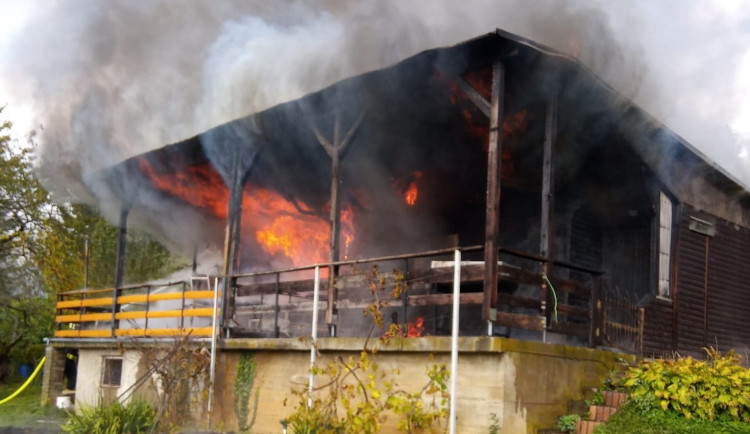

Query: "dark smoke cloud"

xmin=0 ymin=0 xmax=747 ymax=228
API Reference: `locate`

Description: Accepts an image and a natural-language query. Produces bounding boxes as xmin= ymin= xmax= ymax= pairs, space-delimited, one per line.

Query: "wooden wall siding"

xmin=706 ymin=215 xmax=750 ymax=351
xmin=676 ymin=205 xmax=750 ymax=358
xmin=641 ymin=298 xmax=674 ymax=357
xmin=570 ymin=209 xmax=603 ymax=271
xmin=675 ymin=208 xmax=710 ymax=357
xmin=603 ymin=228 xmax=651 ymax=299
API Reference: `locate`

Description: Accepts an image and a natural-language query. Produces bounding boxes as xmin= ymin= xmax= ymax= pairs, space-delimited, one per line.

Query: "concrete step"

xmin=589 ymin=404 xmax=618 ymax=422
xmin=576 ymin=419 xmax=602 ymax=434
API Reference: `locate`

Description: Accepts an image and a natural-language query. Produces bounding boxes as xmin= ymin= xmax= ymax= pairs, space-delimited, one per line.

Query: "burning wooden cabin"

xmin=45 ymin=28 xmax=750 ymax=432
xmin=54 ymin=29 xmax=750 ymax=356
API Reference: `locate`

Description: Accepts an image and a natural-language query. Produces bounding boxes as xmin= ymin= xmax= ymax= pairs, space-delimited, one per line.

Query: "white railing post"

xmin=309 ymin=266 xmax=321 ymax=408
xmin=207 ymin=277 xmax=220 ymax=427
xmin=450 ymin=249 xmax=461 ymax=434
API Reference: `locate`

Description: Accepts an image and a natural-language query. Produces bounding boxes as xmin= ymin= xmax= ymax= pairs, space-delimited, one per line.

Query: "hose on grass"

xmin=0 ymin=356 xmax=46 ymax=406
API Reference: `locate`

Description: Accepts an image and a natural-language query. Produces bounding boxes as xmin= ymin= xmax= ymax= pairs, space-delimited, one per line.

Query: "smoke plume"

xmin=0 ymin=0 xmax=748 ymax=220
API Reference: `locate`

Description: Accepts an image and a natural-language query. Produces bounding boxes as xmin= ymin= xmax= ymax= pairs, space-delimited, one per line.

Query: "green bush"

xmin=594 ymin=396 xmax=750 ymax=434
xmin=557 ymin=414 xmax=580 ymax=433
xmin=619 ymin=348 xmax=750 ymax=422
xmin=61 ymin=399 xmax=156 ymax=434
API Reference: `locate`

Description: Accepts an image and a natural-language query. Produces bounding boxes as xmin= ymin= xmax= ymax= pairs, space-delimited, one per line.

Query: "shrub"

xmin=283 ymin=267 xmax=449 ymax=434
xmin=619 ymin=348 xmax=750 ymax=422
xmin=557 ymin=414 xmax=580 ymax=433
xmin=594 ymin=397 xmax=750 ymax=434
xmin=61 ymin=399 xmax=156 ymax=433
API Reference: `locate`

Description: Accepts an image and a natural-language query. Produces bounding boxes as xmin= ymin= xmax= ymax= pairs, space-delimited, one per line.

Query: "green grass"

xmin=595 ymin=400 xmax=750 ymax=434
xmin=0 ymin=380 xmax=68 ymax=429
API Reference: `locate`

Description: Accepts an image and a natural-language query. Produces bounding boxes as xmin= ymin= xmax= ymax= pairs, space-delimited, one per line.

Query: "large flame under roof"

xmin=94 ymin=29 xmax=750 ymax=268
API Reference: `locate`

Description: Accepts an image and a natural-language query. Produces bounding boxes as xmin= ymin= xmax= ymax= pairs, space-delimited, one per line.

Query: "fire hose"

xmin=542 ymin=273 xmax=559 ymax=323
xmin=0 ymin=356 xmax=46 ymax=406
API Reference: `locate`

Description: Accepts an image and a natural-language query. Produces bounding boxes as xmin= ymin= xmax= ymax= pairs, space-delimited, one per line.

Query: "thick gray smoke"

xmin=0 ymin=0 xmax=748 ymax=213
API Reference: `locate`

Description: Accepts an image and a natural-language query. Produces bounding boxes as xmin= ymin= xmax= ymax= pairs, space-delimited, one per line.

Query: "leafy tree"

xmin=0 ymin=109 xmax=54 ymax=381
xmin=37 ymin=203 xmax=185 ymax=292
xmin=0 ymin=107 xmax=184 ymax=382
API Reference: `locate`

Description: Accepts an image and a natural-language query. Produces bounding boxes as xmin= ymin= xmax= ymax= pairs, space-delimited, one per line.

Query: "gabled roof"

xmin=96 ymin=28 xmax=750 ymax=241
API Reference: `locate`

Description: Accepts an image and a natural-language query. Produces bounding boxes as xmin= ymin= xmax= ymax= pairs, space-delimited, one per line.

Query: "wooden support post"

xmin=328 ymin=151 xmax=342 ymax=335
xmin=111 ymin=205 xmax=129 ymax=337
xmin=540 ymin=92 xmax=557 ymax=325
xmin=312 ymin=111 xmax=365 ymax=336
xmin=219 ymin=156 xmax=250 ymax=335
xmin=482 ymin=62 xmax=504 ymax=322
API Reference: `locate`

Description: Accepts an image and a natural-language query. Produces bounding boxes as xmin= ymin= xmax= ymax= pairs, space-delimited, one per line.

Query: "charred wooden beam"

xmin=111 ymin=205 xmax=130 ymax=337
xmin=483 ymin=61 xmax=505 ymax=322
xmin=540 ymin=91 xmax=558 ymax=323
xmin=311 ymin=111 xmax=366 ymax=336
xmin=454 ymin=76 xmax=491 ymax=117
xmin=493 ymin=311 xmax=545 ymax=332
xmin=220 ymin=150 xmax=259 ymax=335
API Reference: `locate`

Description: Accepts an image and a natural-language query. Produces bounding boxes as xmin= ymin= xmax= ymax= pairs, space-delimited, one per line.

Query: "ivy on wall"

xmin=234 ymin=351 xmax=260 ymax=432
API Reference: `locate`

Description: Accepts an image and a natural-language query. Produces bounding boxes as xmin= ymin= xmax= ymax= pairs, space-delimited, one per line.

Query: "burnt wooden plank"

xmin=547 ymin=277 xmax=592 ymax=297
xmin=406 ymin=293 xmax=539 ymax=310
xmin=556 ymin=304 xmax=590 ymax=318
xmin=493 ymin=311 xmax=545 ymax=332
xmin=540 ymin=91 xmax=557 ymax=325
xmin=549 ymin=321 xmax=589 ymax=338
xmin=483 ymin=61 xmax=505 ymax=321
xmin=407 ymin=293 xmax=483 ymax=306
xmin=236 ymin=280 xmax=330 ymax=297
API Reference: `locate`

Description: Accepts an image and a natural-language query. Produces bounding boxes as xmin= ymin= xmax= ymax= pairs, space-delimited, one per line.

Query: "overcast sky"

xmin=0 ymin=0 xmax=749 ymax=195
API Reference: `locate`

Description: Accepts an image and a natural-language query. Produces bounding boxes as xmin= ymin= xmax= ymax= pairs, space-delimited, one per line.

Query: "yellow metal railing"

xmin=54 ymin=281 xmax=220 ymax=339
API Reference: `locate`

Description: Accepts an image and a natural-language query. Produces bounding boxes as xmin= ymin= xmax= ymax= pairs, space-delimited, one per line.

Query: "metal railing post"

xmin=144 ymin=285 xmax=151 ymax=336
xmin=402 ymin=258 xmax=409 ymax=331
xmin=449 ymin=250 xmax=461 ymax=434
xmin=274 ymin=273 xmax=281 ymax=338
xmin=207 ymin=277 xmax=220 ymax=428
xmin=309 ymin=266 xmax=321 ymax=408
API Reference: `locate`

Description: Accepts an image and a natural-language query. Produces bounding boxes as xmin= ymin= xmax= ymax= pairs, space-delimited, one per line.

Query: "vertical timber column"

xmin=312 ymin=112 xmax=365 ymax=337
xmin=220 ymin=158 xmax=245 ymax=335
xmin=111 ymin=205 xmax=129 ymax=337
xmin=327 ymin=148 xmax=342 ymax=336
xmin=482 ymin=61 xmax=505 ymax=322
xmin=540 ymin=92 xmax=557 ymax=324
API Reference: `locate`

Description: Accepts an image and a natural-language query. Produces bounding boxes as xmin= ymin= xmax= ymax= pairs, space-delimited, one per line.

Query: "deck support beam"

xmin=540 ymin=91 xmax=558 ymax=324
xmin=482 ymin=62 xmax=505 ymax=322
xmin=220 ymin=150 xmax=258 ymax=336
xmin=312 ymin=111 xmax=365 ymax=336
xmin=111 ymin=205 xmax=130 ymax=337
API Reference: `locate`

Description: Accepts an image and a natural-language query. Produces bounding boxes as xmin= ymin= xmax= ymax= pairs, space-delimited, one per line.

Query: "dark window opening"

xmin=102 ymin=357 xmax=123 ymax=387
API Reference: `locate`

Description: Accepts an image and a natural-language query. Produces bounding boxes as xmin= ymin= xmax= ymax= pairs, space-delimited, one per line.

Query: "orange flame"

xmin=137 ymin=157 xmax=356 ymax=267
xmin=404 ymin=170 xmax=422 ymax=206
xmin=137 ymin=159 xmax=229 ymax=218
xmin=383 ymin=316 xmax=426 ymax=339
xmin=246 ymin=189 xmax=356 ymax=267
xmin=406 ymin=316 xmax=425 ymax=337
xmin=434 ymin=69 xmax=530 ymax=144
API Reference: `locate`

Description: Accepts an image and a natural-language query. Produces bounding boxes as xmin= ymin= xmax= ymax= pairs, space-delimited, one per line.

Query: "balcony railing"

xmin=52 ymin=245 xmax=644 ymax=355
xmin=54 ymin=280 xmax=220 ymax=338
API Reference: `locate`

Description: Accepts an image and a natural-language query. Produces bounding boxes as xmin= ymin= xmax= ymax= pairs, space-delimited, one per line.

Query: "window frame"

xmin=101 ymin=356 xmax=123 ymax=387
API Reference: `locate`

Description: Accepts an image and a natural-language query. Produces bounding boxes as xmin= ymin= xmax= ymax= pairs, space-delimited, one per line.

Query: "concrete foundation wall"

xmin=48 ymin=337 xmax=634 ymax=433
xmin=75 ymin=349 xmax=145 ymax=410
xmin=214 ymin=337 xmax=634 ymax=433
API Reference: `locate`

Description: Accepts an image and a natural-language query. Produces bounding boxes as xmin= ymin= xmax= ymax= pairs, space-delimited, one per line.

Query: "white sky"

xmin=0 ymin=1 xmax=33 ymax=136
xmin=0 ymin=1 xmax=749 ymax=188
